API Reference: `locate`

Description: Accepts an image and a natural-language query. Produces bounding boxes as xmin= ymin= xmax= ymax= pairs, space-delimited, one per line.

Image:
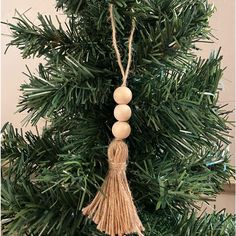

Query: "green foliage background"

xmin=1 ymin=0 xmax=235 ymax=235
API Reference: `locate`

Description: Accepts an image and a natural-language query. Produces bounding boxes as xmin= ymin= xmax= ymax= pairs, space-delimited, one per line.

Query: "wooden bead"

xmin=114 ymin=105 xmax=132 ymax=122
xmin=112 ymin=121 xmax=131 ymax=140
xmin=113 ymin=87 xmax=132 ymax=104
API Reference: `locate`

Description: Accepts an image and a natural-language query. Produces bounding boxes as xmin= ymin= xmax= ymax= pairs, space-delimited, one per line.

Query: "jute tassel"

xmin=82 ymin=3 xmax=144 ymax=235
xmin=82 ymin=140 xmax=144 ymax=235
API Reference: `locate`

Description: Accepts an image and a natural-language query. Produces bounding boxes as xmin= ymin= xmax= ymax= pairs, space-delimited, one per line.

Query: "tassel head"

xmin=108 ymin=139 xmax=128 ymax=169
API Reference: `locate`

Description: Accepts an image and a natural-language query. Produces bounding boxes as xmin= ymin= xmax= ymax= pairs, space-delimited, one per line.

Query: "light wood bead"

xmin=114 ymin=105 xmax=132 ymax=122
xmin=112 ymin=121 xmax=131 ymax=140
xmin=113 ymin=87 xmax=132 ymax=104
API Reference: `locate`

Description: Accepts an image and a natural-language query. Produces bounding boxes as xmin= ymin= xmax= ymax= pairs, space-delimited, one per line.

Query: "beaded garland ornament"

xmin=82 ymin=4 xmax=144 ymax=236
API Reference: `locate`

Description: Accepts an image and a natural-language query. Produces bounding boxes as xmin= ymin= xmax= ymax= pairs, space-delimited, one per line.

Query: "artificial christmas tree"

xmin=1 ymin=0 xmax=235 ymax=235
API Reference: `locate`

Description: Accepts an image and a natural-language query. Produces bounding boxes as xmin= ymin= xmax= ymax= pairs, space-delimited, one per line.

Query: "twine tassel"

xmin=82 ymin=140 xmax=144 ymax=235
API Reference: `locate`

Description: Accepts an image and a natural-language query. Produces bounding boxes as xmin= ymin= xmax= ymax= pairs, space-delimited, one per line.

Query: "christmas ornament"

xmin=82 ymin=3 xmax=144 ymax=236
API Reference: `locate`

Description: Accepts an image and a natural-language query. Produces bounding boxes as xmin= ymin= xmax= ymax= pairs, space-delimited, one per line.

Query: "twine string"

xmin=109 ymin=4 xmax=136 ymax=86
xmin=109 ymin=162 xmax=127 ymax=171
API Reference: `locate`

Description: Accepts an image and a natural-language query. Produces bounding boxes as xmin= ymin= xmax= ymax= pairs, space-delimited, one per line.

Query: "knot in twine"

xmin=108 ymin=140 xmax=128 ymax=172
xmin=108 ymin=139 xmax=128 ymax=163
xmin=109 ymin=162 xmax=127 ymax=172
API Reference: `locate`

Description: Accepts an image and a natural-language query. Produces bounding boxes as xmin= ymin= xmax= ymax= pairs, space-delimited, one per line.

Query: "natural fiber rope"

xmin=109 ymin=4 xmax=136 ymax=86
